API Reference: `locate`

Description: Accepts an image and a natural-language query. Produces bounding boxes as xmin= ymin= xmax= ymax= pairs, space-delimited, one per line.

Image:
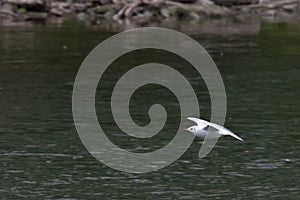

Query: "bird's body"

xmin=185 ymin=117 xmax=243 ymax=141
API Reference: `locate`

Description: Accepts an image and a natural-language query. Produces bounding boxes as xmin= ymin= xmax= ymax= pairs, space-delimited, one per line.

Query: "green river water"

xmin=0 ymin=22 xmax=299 ymax=199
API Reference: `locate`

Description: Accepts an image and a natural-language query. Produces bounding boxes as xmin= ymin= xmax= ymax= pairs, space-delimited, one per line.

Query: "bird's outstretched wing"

xmin=187 ymin=117 xmax=244 ymax=141
xmin=220 ymin=128 xmax=244 ymax=141
xmin=187 ymin=117 xmax=210 ymax=129
xmin=209 ymin=122 xmax=244 ymax=141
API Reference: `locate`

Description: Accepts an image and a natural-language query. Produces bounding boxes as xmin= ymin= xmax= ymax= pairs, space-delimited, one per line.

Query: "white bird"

xmin=185 ymin=117 xmax=243 ymax=141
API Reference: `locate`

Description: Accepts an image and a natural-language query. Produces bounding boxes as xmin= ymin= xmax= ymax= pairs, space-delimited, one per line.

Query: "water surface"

xmin=0 ymin=22 xmax=299 ymax=199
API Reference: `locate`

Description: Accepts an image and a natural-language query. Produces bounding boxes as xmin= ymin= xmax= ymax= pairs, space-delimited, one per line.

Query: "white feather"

xmin=187 ymin=117 xmax=243 ymax=141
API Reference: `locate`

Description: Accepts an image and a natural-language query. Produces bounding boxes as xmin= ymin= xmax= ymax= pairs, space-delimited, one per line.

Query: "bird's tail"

xmin=228 ymin=132 xmax=244 ymax=141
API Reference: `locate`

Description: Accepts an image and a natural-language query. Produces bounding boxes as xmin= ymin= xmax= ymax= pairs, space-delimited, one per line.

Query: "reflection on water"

xmin=0 ymin=23 xmax=299 ymax=199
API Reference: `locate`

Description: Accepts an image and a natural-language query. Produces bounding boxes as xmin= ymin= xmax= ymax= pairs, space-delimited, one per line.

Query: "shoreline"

xmin=1 ymin=0 xmax=300 ymax=30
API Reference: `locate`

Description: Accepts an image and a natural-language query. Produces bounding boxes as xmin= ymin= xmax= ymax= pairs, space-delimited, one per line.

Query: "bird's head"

xmin=184 ymin=125 xmax=198 ymax=134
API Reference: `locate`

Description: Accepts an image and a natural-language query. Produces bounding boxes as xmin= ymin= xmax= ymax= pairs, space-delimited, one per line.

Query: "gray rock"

xmin=197 ymin=0 xmax=214 ymax=6
xmin=0 ymin=3 xmax=16 ymax=19
xmin=76 ymin=12 xmax=87 ymax=20
xmin=261 ymin=9 xmax=276 ymax=18
xmin=24 ymin=11 xmax=47 ymax=20
xmin=49 ymin=7 xmax=63 ymax=16
xmin=0 ymin=3 xmax=14 ymax=13
xmin=73 ymin=3 xmax=87 ymax=13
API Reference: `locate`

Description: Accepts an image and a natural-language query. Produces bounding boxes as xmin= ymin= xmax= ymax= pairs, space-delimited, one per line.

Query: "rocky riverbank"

xmin=0 ymin=0 xmax=300 ymax=26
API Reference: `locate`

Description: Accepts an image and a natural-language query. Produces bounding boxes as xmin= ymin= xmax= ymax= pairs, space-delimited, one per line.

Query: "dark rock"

xmin=168 ymin=6 xmax=192 ymax=20
xmin=172 ymin=0 xmax=199 ymax=3
xmin=92 ymin=4 xmax=118 ymax=17
xmin=282 ymin=4 xmax=297 ymax=12
xmin=4 ymin=0 xmax=47 ymax=12
xmin=212 ymin=0 xmax=259 ymax=6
